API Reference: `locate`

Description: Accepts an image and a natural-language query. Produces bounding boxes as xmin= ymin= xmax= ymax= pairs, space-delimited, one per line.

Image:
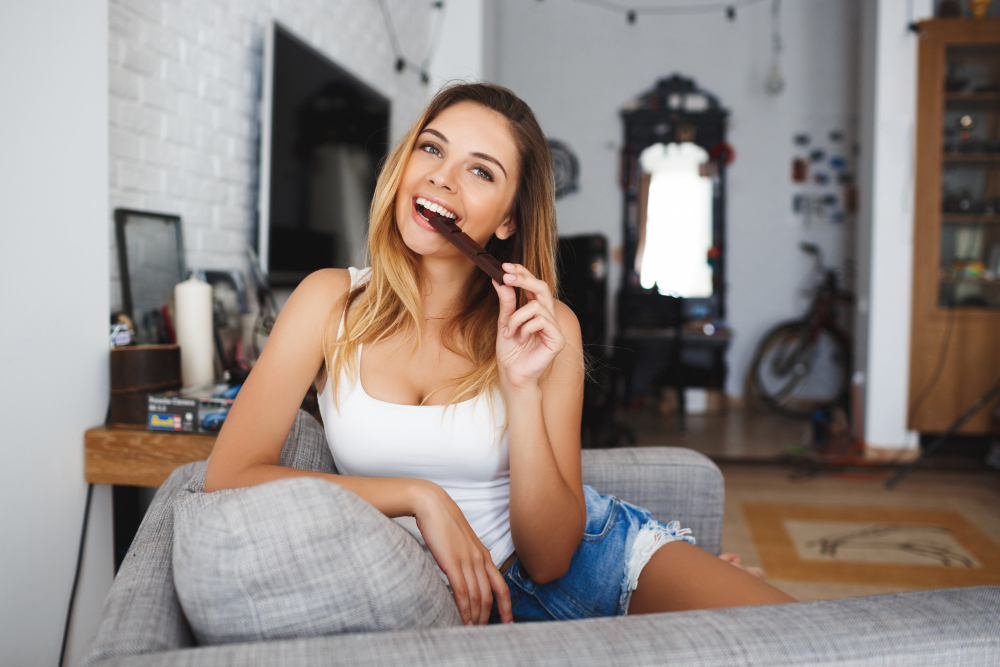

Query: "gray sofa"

xmin=83 ymin=411 xmax=1000 ymax=666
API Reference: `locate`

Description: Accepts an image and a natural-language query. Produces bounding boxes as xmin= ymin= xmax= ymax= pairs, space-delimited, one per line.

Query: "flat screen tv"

xmin=257 ymin=22 xmax=390 ymax=286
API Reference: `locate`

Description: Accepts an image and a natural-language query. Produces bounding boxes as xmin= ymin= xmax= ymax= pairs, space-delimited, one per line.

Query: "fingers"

xmin=503 ymin=301 xmax=547 ymax=339
xmin=502 ymin=301 xmax=563 ymax=347
xmin=492 ymin=279 xmax=517 ymax=331
xmin=487 ymin=564 xmax=513 ymax=624
xmin=501 ymin=263 xmax=555 ymax=313
xmin=462 ymin=562 xmax=484 ymax=625
xmin=448 ymin=570 xmax=474 ymax=626
xmin=472 ymin=552 xmax=493 ymax=624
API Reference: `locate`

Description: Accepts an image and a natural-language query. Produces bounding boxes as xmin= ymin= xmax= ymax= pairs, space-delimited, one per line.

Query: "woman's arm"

xmin=205 ymin=269 xmax=427 ymax=515
xmin=204 ymin=268 xmax=512 ymax=625
xmin=494 ymin=266 xmax=587 ymax=584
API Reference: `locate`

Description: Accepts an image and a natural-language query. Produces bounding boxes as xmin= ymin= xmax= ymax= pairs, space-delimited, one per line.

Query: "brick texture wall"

xmin=108 ymin=0 xmax=432 ymax=311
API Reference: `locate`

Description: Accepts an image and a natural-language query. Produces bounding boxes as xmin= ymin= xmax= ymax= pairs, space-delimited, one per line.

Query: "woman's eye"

xmin=471 ymin=166 xmax=494 ymax=182
xmin=420 ymin=143 xmax=441 ymax=156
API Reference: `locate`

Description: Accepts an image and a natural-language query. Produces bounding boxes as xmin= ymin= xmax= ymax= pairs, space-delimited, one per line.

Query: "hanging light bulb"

xmin=765 ymin=61 xmax=785 ymax=95
xmin=764 ymin=0 xmax=784 ymax=96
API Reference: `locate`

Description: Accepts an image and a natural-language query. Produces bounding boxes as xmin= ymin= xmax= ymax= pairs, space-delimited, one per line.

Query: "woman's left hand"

xmin=493 ymin=263 xmax=566 ymax=391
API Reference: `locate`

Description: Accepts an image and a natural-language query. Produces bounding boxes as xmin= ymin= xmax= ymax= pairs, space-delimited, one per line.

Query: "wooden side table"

xmin=85 ymin=424 xmax=217 ymax=487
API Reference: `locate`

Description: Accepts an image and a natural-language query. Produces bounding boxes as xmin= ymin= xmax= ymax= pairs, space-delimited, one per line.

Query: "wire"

xmin=569 ymin=0 xmax=771 ymax=18
xmin=908 ymin=223 xmax=979 ymax=422
xmin=376 ymin=0 xmax=404 ymax=60
xmin=376 ymin=0 xmax=447 ymax=82
xmin=59 ymin=483 xmax=95 ymax=667
xmin=909 ymin=305 xmax=955 ymax=422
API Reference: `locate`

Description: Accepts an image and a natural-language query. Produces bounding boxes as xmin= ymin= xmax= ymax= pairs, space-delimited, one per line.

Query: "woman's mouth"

xmin=414 ymin=197 xmax=458 ymax=230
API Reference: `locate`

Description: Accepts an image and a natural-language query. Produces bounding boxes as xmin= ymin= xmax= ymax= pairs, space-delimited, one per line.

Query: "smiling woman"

xmin=203 ymin=82 xmax=793 ymax=631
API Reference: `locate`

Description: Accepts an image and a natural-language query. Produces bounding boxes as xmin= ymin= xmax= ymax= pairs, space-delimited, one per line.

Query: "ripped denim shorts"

xmin=489 ymin=485 xmax=696 ymax=623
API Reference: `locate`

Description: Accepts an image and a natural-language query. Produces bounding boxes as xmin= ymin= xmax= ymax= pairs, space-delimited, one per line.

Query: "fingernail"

xmin=504 ymin=273 xmax=515 ymax=282
xmin=466 ymin=621 xmax=473 ymax=627
xmin=502 ymin=326 xmax=508 ymax=337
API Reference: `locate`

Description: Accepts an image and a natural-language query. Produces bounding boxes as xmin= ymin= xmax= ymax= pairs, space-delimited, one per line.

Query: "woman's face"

xmin=395 ymin=101 xmax=520 ymax=260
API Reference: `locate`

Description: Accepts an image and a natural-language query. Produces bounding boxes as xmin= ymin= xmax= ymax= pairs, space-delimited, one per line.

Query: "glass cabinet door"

xmin=940 ymin=44 xmax=1000 ymax=309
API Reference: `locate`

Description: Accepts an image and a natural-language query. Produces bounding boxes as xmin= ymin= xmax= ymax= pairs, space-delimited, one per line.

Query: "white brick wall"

xmin=109 ymin=0 xmax=433 ymax=311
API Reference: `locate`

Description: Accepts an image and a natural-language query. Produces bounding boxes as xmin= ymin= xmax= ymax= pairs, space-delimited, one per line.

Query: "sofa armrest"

xmin=581 ymin=447 xmax=723 ymax=555
xmin=83 ymin=411 xmax=332 ymax=666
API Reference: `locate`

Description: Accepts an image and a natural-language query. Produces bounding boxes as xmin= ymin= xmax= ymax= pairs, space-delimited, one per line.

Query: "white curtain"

xmin=638 ymin=142 xmax=713 ymax=298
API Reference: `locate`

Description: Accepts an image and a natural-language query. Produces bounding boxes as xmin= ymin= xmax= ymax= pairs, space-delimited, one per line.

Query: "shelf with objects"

xmin=910 ymin=18 xmax=1000 ymax=435
xmin=615 ymin=75 xmax=732 ymax=431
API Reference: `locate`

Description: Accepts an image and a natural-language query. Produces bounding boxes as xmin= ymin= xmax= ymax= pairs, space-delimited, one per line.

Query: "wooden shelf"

xmin=941 ymin=213 xmax=1000 ymax=224
xmin=945 ymin=92 xmax=1000 ymax=103
xmin=85 ymin=424 xmax=216 ymax=487
xmin=943 ymin=153 xmax=1000 ymax=162
xmin=939 ymin=276 xmax=1000 ymax=284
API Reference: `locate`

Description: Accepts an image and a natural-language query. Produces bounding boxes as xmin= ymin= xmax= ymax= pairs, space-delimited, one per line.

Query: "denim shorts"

xmin=488 ymin=485 xmax=696 ymax=623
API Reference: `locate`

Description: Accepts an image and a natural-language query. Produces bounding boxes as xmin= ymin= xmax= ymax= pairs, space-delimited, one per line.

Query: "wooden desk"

xmin=85 ymin=424 xmax=217 ymax=487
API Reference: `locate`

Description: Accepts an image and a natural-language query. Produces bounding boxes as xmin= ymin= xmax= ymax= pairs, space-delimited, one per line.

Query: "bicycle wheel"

xmin=750 ymin=322 xmax=850 ymax=418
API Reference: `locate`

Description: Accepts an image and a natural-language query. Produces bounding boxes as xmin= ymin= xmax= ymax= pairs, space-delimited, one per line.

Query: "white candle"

xmin=174 ymin=276 xmax=215 ymax=388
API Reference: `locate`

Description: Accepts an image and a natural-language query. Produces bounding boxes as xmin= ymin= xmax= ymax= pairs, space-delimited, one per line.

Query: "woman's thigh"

xmin=627 ymin=541 xmax=796 ymax=614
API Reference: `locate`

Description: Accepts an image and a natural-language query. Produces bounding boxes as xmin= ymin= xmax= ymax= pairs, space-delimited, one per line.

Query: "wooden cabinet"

xmin=910 ymin=19 xmax=1000 ymax=433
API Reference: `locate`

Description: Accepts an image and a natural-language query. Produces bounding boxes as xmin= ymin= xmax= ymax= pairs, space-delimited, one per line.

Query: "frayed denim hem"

xmin=619 ymin=520 xmax=696 ymax=615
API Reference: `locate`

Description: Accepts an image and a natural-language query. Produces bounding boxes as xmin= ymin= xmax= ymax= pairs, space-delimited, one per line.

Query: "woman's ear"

xmin=495 ymin=217 xmax=517 ymax=240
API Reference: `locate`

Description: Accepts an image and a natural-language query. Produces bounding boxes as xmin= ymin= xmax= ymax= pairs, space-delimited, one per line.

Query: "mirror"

xmin=636 ymin=142 xmax=714 ymax=298
xmin=114 ymin=208 xmax=186 ymax=345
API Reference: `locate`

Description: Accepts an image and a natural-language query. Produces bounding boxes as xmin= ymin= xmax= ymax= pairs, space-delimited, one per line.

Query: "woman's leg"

xmin=627 ymin=541 xmax=796 ymax=614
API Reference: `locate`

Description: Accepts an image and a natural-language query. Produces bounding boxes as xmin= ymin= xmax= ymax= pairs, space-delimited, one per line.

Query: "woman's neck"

xmin=418 ymin=256 xmax=478 ymax=319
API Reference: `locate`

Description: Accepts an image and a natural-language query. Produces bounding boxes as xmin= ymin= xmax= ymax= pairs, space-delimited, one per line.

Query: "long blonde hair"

xmin=322 ymin=83 xmax=558 ymax=410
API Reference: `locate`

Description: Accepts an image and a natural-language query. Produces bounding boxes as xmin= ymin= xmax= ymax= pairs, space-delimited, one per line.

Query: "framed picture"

xmin=192 ymin=269 xmax=249 ymax=372
xmin=114 ymin=208 xmax=186 ymax=345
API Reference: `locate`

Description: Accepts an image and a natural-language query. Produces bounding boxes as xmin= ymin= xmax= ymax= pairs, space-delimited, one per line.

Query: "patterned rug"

xmin=743 ymin=503 xmax=1000 ymax=588
xmin=718 ymin=464 xmax=1000 ymax=601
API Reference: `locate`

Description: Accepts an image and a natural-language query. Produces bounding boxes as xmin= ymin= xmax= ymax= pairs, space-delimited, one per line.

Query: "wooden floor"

xmin=615 ymin=404 xmax=812 ymax=460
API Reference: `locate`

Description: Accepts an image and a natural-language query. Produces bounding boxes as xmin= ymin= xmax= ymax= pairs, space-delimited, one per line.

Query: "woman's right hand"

xmin=414 ymin=483 xmax=513 ymax=625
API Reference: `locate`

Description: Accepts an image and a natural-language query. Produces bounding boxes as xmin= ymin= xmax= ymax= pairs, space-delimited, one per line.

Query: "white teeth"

xmin=415 ymin=197 xmax=456 ymax=219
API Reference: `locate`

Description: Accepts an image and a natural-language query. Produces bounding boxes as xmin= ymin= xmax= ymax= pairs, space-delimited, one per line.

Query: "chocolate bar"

xmin=426 ymin=212 xmax=506 ymax=283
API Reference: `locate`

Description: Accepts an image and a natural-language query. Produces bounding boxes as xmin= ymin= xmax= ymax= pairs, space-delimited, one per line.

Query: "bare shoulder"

xmin=270 ymin=268 xmax=352 ymax=341
xmin=553 ymin=300 xmax=582 ymax=345
xmin=294 ymin=268 xmax=352 ymax=305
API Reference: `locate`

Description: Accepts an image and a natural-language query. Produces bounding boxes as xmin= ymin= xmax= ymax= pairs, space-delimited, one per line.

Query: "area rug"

xmin=742 ymin=502 xmax=1000 ymax=588
xmin=715 ymin=464 xmax=1000 ymax=600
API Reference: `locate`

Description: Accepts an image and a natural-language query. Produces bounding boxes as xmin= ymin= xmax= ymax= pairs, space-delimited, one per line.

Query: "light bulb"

xmin=765 ymin=61 xmax=785 ymax=95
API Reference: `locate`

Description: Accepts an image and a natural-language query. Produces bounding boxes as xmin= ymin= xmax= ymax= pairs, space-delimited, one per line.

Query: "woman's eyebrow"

xmin=471 ymin=152 xmax=507 ymax=179
xmin=421 ymin=128 xmax=507 ymax=179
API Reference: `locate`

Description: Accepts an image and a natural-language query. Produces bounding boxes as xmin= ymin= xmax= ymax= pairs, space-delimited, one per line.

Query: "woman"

xmin=205 ymin=82 xmax=794 ymax=626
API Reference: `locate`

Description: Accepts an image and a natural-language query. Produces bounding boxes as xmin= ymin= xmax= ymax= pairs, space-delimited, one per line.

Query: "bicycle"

xmin=748 ymin=242 xmax=853 ymax=418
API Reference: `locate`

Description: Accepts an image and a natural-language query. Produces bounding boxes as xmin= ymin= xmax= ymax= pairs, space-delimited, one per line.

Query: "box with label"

xmin=147 ymin=384 xmax=236 ymax=433
xmin=146 ymin=395 xmax=199 ymax=432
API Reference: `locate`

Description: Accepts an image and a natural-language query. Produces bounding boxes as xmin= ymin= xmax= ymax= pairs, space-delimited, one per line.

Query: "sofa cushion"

xmin=172 ymin=477 xmax=462 ymax=645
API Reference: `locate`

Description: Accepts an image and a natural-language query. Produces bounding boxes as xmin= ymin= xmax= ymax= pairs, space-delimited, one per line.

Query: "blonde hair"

xmin=321 ymin=83 xmax=558 ymax=412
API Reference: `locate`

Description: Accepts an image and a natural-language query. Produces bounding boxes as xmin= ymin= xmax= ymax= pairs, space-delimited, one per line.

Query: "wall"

xmin=0 ymin=1 xmax=113 ymax=665
xmin=854 ymin=0 xmax=933 ymax=450
xmin=429 ymin=0 xmax=485 ymax=89
xmin=108 ymin=0 xmax=436 ymax=311
xmin=493 ymin=0 xmax=861 ymax=397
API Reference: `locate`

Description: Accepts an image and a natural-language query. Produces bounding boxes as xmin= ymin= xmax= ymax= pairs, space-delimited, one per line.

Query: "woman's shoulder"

xmin=275 ymin=268 xmax=357 ymax=339
xmin=293 ymin=268 xmax=353 ymax=309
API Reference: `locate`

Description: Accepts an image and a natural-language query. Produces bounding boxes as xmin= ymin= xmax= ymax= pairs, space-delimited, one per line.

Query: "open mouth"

xmin=415 ymin=197 xmax=458 ymax=223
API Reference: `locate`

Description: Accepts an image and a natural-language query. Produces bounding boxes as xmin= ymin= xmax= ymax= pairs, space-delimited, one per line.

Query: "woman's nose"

xmin=428 ymin=162 xmax=457 ymax=191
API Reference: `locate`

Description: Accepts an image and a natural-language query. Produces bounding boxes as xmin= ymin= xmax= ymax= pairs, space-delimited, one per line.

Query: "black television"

xmin=257 ymin=22 xmax=390 ymax=286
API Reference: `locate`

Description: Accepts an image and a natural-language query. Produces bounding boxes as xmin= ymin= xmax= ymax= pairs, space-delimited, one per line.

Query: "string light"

xmin=565 ymin=0 xmax=773 ymax=23
xmin=377 ymin=0 xmax=446 ymax=85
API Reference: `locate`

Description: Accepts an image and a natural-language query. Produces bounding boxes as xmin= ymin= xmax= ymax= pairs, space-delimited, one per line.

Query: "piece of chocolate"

xmin=426 ymin=212 xmax=506 ymax=283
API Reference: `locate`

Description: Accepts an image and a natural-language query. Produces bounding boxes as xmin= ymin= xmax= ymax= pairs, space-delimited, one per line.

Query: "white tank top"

xmin=317 ymin=267 xmax=514 ymax=580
